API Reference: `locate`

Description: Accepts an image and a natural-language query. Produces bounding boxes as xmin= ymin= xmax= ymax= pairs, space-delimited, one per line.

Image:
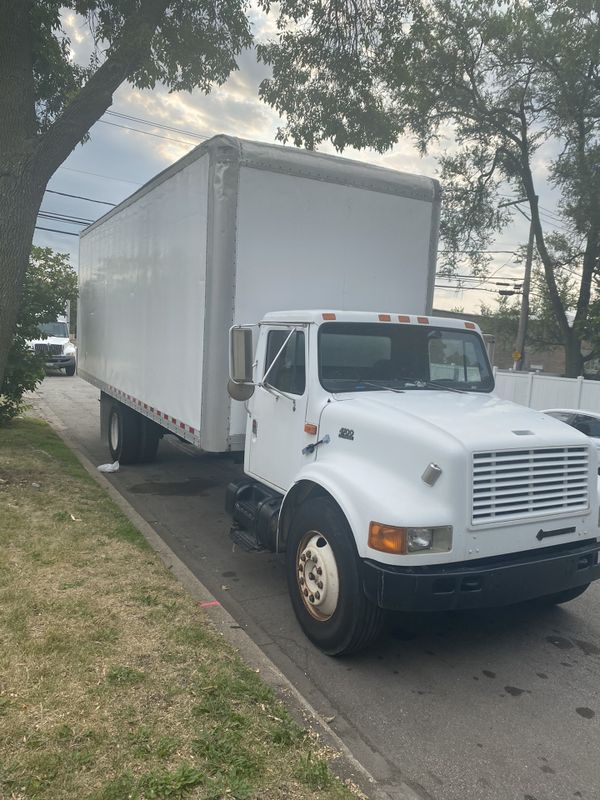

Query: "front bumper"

xmin=45 ymin=355 xmax=75 ymax=369
xmin=363 ymin=539 xmax=600 ymax=611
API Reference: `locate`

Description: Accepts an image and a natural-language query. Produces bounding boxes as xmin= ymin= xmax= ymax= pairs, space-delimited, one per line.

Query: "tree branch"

xmin=32 ymin=0 xmax=170 ymax=182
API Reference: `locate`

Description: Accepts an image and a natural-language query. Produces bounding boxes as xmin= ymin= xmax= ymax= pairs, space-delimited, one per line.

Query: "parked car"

xmin=543 ymin=409 xmax=600 ymax=466
xmin=28 ymin=318 xmax=77 ymax=376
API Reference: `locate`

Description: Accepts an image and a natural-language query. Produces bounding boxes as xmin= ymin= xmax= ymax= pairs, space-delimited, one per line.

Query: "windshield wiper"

xmin=355 ymin=380 xmax=405 ymax=393
xmin=412 ymin=380 xmax=466 ymax=394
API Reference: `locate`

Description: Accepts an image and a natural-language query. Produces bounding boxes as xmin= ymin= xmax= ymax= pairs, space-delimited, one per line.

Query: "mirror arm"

xmin=261 ymin=329 xmax=295 ymax=386
xmin=257 ymin=381 xmax=297 ymax=412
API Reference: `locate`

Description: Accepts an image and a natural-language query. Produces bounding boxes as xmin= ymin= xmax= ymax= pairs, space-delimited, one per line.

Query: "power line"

xmin=45 ymin=188 xmax=116 ymax=207
xmin=38 ymin=211 xmax=94 ymax=226
xmin=57 ymin=165 xmax=143 ymax=185
xmin=97 ymin=119 xmax=200 ymax=146
xmin=436 ymin=272 xmax=524 ymax=280
xmin=435 ymin=284 xmax=521 ymax=294
xmin=35 ymin=225 xmax=79 ymax=237
xmin=438 ymin=249 xmax=519 ymax=254
xmin=106 ymin=109 xmax=212 ymax=140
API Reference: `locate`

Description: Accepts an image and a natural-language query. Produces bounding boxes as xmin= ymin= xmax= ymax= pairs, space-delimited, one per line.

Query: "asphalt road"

xmin=31 ymin=375 xmax=600 ymax=800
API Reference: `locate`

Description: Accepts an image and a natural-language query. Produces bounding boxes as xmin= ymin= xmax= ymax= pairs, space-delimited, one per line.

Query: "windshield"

xmin=38 ymin=321 xmax=68 ymax=338
xmin=318 ymin=322 xmax=494 ymax=393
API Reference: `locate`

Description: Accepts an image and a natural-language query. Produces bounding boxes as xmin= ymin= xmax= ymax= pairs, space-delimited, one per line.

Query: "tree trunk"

xmin=0 ymin=166 xmax=44 ymax=389
xmin=564 ymin=331 xmax=584 ymax=378
xmin=0 ymin=0 xmax=172 ymax=391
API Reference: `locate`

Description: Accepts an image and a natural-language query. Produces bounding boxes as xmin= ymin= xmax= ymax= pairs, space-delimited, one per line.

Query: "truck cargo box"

xmin=79 ymin=135 xmax=440 ymax=452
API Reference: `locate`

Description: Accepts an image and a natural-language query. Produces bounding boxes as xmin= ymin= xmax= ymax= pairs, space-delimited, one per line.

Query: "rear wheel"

xmin=108 ymin=403 xmax=141 ymax=464
xmin=138 ymin=419 xmax=162 ymax=463
xmin=286 ymin=497 xmax=384 ymax=655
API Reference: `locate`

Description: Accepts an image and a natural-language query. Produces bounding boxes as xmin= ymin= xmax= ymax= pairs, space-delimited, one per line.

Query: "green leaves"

xmin=26 ymin=1 xmax=253 ymax=134
xmin=17 ymin=246 xmax=77 ymax=341
xmin=258 ymin=0 xmax=600 ymax=374
xmin=0 ymin=247 xmax=77 ymax=425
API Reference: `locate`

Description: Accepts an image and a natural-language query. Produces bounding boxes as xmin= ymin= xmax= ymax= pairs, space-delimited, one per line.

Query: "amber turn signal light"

xmin=368 ymin=522 xmax=407 ymax=554
xmin=304 ymin=423 xmax=318 ymax=435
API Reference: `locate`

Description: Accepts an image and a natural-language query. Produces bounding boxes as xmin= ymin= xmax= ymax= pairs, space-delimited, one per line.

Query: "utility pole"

xmin=498 ymin=196 xmax=536 ymax=371
xmin=513 ymin=215 xmax=535 ymax=371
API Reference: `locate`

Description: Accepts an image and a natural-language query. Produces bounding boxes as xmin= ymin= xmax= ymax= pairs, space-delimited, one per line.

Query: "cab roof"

xmin=260 ymin=310 xmax=482 ymax=332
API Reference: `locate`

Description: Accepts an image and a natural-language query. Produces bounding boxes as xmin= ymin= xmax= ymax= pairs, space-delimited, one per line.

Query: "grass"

xmin=0 ymin=418 xmax=358 ymax=800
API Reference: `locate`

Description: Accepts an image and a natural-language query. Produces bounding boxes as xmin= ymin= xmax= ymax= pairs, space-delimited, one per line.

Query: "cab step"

xmin=230 ymin=526 xmax=265 ymax=552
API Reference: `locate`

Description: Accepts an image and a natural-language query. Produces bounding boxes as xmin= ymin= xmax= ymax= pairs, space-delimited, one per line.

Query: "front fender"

xmin=280 ymin=453 xmax=459 ymax=565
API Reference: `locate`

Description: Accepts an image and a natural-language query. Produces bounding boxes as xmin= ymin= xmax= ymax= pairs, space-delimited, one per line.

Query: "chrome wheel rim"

xmin=109 ymin=413 xmax=120 ymax=452
xmin=296 ymin=531 xmax=340 ymax=621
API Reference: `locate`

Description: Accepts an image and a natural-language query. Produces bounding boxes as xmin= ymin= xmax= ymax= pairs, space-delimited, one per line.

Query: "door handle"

xmin=302 ymin=434 xmax=330 ymax=456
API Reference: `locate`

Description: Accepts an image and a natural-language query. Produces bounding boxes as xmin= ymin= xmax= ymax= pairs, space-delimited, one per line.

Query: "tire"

xmin=138 ymin=418 xmax=162 ymax=463
xmin=286 ymin=496 xmax=384 ymax=656
xmin=539 ymin=583 xmax=590 ymax=606
xmin=65 ymin=364 xmax=76 ymax=376
xmin=107 ymin=403 xmax=141 ymax=464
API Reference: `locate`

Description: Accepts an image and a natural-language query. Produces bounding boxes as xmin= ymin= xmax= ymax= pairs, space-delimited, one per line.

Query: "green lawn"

xmin=0 ymin=418 xmax=357 ymax=800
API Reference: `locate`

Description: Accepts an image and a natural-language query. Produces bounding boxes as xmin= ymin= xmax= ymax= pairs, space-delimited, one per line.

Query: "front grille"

xmin=35 ymin=343 xmax=63 ymax=355
xmin=472 ymin=447 xmax=589 ymax=525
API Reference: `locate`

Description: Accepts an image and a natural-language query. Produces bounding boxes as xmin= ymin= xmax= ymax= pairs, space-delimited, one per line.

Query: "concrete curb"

xmin=33 ymin=404 xmax=420 ymax=800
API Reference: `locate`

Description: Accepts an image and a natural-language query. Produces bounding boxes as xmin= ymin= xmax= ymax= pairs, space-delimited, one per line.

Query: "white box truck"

xmin=79 ymin=135 xmax=600 ymax=655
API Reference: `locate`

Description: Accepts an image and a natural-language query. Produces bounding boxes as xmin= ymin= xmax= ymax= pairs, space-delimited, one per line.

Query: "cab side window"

xmin=265 ymin=330 xmax=306 ymax=395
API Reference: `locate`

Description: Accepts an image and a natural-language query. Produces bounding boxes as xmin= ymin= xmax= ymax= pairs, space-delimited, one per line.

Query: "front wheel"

xmin=286 ymin=497 xmax=383 ymax=656
xmin=64 ymin=364 xmax=76 ymax=376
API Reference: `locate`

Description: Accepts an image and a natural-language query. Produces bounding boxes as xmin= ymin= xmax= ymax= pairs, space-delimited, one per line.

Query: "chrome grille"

xmin=35 ymin=343 xmax=63 ymax=355
xmin=472 ymin=447 xmax=589 ymax=525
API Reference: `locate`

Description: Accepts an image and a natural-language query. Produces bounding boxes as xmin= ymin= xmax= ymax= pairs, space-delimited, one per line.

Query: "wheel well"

xmin=278 ymin=480 xmax=343 ymax=553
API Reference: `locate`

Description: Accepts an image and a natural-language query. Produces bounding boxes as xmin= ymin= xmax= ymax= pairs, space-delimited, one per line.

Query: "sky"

xmin=33 ymin=8 xmax=559 ymax=315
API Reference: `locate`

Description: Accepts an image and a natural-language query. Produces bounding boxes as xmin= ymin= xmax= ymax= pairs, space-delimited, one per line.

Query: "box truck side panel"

xmin=234 ymin=167 xmax=437 ymax=325
xmin=224 ymin=166 xmax=439 ymax=441
xmin=79 ymin=154 xmax=210 ymax=437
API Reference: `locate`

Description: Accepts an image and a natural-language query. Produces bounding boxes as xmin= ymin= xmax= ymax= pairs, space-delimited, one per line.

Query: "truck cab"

xmin=227 ymin=310 xmax=600 ymax=655
xmin=28 ymin=317 xmax=77 ymax=376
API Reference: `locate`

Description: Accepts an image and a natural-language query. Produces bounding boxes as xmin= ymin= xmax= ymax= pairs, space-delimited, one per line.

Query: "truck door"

xmin=246 ymin=326 xmax=312 ymax=492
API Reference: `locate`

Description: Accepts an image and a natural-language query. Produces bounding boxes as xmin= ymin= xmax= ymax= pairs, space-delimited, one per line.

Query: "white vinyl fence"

xmin=494 ymin=369 xmax=600 ymax=412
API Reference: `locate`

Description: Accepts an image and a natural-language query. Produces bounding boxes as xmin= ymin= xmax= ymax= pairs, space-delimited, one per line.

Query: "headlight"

xmin=407 ymin=528 xmax=434 ymax=552
xmin=368 ymin=523 xmax=452 ymax=555
xmin=63 ymin=344 xmax=76 ymax=355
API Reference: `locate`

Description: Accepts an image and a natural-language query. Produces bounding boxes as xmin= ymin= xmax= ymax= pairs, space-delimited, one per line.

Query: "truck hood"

xmin=28 ymin=336 xmax=70 ymax=346
xmin=332 ymin=390 xmax=589 ymax=451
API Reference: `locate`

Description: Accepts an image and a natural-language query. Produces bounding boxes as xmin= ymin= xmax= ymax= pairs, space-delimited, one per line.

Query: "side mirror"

xmin=228 ymin=326 xmax=255 ymax=400
xmin=227 ymin=378 xmax=255 ymax=401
